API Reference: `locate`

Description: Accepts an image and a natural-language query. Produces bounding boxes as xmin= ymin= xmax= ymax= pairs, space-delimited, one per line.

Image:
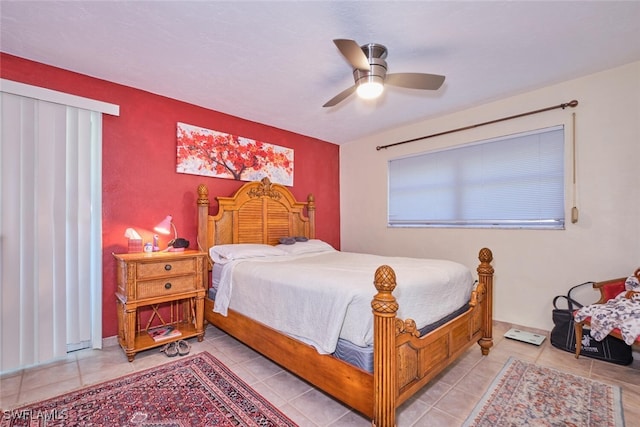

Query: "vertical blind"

xmin=388 ymin=126 xmax=565 ymax=229
xmin=0 ymin=92 xmax=103 ymax=372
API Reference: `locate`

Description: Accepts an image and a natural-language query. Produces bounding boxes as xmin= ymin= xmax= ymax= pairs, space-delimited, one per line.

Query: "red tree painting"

xmin=176 ymin=122 xmax=294 ymax=185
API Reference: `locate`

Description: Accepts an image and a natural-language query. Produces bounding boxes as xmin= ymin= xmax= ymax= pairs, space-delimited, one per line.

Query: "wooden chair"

xmin=574 ymin=268 xmax=640 ymax=359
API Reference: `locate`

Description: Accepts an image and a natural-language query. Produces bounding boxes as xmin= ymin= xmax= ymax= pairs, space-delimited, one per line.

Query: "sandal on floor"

xmin=177 ymin=340 xmax=191 ymax=356
xmin=160 ymin=342 xmax=179 ymax=357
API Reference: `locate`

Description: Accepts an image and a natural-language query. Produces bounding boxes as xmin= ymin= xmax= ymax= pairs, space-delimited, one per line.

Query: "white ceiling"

xmin=2 ymin=1 xmax=640 ymax=145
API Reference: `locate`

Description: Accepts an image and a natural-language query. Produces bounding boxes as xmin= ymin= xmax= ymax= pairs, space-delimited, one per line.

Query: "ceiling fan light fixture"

xmin=356 ymin=77 xmax=384 ymax=100
xmin=324 ymin=39 xmax=445 ymax=107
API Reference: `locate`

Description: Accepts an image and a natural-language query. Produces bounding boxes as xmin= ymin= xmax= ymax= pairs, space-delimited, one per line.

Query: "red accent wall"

xmin=1 ymin=53 xmax=340 ymax=338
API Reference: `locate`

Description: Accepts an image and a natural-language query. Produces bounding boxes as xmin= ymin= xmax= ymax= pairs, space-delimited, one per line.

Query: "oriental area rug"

xmin=463 ymin=357 xmax=624 ymax=427
xmin=2 ymin=352 xmax=297 ymax=427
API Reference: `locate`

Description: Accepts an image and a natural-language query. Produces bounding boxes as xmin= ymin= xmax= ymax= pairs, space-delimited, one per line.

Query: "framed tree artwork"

xmin=176 ymin=122 xmax=294 ymax=186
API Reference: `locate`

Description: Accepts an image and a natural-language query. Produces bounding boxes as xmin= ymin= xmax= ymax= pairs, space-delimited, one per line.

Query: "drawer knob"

xmin=164 ymin=282 xmax=172 ymax=290
xmin=164 ymin=264 xmax=172 ymax=271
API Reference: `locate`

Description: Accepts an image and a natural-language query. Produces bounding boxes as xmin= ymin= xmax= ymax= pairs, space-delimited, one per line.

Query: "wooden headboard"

xmin=196 ymin=178 xmax=315 ymax=255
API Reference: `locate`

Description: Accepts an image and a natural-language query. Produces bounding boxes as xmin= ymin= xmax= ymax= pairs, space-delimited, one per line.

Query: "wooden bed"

xmin=196 ymin=178 xmax=494 ymax=427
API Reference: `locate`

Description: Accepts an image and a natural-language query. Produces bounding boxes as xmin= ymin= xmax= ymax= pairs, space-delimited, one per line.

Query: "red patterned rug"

xmin=463 ymin=358 xmax=624 ymax=426
xmin=3 ymin=352 xmax=297 ymax=427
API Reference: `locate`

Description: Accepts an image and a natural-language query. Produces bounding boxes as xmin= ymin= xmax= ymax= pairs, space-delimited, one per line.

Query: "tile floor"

xmin=1 ymin=322 xmax=639 ymax=426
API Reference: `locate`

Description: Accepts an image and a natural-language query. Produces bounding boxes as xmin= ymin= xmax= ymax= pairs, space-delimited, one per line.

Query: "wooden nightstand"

xmin=113 ymin=250 xmax=207 ymax=361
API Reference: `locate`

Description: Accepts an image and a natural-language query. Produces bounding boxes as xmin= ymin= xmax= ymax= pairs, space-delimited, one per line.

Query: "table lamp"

xmin=154 ymin=215 xmax=177 ymax=249
xmin=154 ymin=215 xmax=188 ymax=251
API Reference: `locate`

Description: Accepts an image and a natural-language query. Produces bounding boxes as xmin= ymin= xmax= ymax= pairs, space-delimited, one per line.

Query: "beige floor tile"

xmin=410 ymin=379 xmax=453 ymax=407
xmin=330 ymin=410 xmax=371 ymax=426
xmin=290 ymin=388 xmax=351 ymax=426
xmin=278 ymin=403 xmax=318 ymax=427
xmin=453 ymin=369 xmax=496 ymax=399
xmin=200 ymin=343 xmax=241 ymax=367
xmin=433 ymin=387 xmax=480 ymax=420
xmin=414 ymin=407 xmax=465 ymax=427
xmin=225 ymin=362 xmax=260 ymax=386
xmin=262 ymin=370 xmax=314 ymax=401
xmin=0 ymin=373 xmax=22 ymax=400
xmin=396 ymin=397 xmax=430 ymax=426
xmin=472 ymin=356 xmax=509 ymax=380
xmin=249 ymin=381 xmax=288 ymax=407
xmin=536 ymin=343 xmax=594 ymax=376
xmin=591 ymin=357 xmax=640 ymax=385
xmin=20 ymin=360 xmax=79 ymax=393
xmin=18 ymin=376 xmax=81 ymax=405
xmin=622 ymin=394 xmax=640 ymax=427
xmin=80 ymin=361 xmax=137 ymax=387
xmin=0 ymin=394 xmax=18 ymax=409
xmin=431 ymin=363 xmax=468 ymax=386
xmin=239 ymin=354 xmax=285 ymax=381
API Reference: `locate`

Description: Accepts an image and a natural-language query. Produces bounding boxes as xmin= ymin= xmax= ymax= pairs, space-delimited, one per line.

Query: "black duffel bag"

xmin=550 ymin=281 xmax=633 ymax=365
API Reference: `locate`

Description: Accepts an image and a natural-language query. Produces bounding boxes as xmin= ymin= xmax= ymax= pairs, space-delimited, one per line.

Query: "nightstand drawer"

xmin=137 ymin=258 xmax=195 ymax=279
xmin=137 ymin=275 xmax=196 ymax=299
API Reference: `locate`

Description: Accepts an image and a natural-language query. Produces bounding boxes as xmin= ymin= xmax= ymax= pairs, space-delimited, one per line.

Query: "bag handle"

xmin=553 ymin=294 xmax=582 ymax=310
xmin=553 ymin=281 xmax=595 ymax=310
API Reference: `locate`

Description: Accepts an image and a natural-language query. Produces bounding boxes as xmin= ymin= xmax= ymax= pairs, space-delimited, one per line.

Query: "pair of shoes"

xmin=160 ymin=342 xmax=179 ymax=357
xmin=177 ymin=340 xmax=190 ymax=356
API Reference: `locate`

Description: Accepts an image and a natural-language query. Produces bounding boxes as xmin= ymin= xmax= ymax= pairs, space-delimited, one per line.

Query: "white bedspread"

xmin=213 ymin=251 xmax=474 ymax=354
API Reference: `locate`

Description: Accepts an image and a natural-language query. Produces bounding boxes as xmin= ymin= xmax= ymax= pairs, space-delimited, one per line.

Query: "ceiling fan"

xmin=323 ymin=39 xmax=446 ymax=108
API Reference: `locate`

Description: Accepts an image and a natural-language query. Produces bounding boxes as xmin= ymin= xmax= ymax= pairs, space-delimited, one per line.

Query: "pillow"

xmin=278 ymin=237 xmax=296 ymax=245
xmin=625 ymin=274 xmax=640 ymax=291
xmin=278 ymin=236 xmax=308 ymax=244
xmin=276 ymin=239 xmax=335 ymax=255
xmin=209 ymin=244 xmax=286 ymax=264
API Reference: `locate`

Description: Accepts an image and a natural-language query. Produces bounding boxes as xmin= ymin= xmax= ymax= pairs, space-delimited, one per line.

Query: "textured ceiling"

xmin=2 ymin=1 xmax=640 ymax=144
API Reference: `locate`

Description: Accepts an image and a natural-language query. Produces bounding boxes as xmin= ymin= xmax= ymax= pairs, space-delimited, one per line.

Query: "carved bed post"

xmin=477 ymin=248 xmax=494 ymax=355
xmin=197 ymin=184 xmax=210 ymax=254
xmin=371 ymin=265 xmax=399 ymax=427
xmin=307 ymin=194 xmax=316 ymax=239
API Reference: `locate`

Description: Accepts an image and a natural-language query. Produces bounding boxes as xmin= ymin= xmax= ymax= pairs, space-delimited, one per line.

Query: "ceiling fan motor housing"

xmin=353 ymin=44 xmax=388 ymax=86
xmin=353 ymin=58 xmax=387 ymax=86
xmin=361 ymin=43 xmax=388 ymax=61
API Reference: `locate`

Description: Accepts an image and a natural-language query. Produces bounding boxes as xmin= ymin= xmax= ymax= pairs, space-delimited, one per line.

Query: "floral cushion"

xmin=574 ymin=274 xmax=640 ymax=345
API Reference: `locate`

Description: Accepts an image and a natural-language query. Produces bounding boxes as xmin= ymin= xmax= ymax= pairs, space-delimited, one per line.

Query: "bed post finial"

xmin=372 ymin=265 xmax=398 ymax=427
xmin=477 ymin=248 xmax=494 ymax=355
xmin=197 ymin=184 xmax=210 ymax=253
xmin=307 ymin=194 xmax=316 ymax=238
xmin=197 ymin=184 xmax=209 ymax=206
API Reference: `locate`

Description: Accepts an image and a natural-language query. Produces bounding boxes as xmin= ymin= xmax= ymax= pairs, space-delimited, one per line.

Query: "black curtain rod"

xmin=376 ymin=99 xmax=579 ymax=151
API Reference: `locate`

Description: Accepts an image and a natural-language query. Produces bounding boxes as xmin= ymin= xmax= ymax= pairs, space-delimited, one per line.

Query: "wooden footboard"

xmin=372 ymin=248 xmax=493 ymax=426
xmin=203 ymin=248 xmax=493 ymax=426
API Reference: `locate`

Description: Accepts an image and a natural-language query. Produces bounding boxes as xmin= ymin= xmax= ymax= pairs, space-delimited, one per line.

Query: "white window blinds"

xmin=388 ymin=126 xmax=565 ymax=229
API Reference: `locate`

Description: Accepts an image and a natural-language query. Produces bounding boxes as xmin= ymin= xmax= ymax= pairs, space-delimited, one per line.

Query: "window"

xmin=388 ymin=126 xmax=565 ymax=229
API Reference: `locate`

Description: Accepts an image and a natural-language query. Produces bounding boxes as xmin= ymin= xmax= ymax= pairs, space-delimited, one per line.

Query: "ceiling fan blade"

xmin=386 ymin=73 xmax=445 ymax=90
xmin=333 ymin=39 xmax=370 ymax=71
xmin=322 ymin=85 xmax=357 ymax=107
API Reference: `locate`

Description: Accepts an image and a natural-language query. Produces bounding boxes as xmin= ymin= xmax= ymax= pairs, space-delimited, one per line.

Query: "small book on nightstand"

xmin=147 ymin=325 xmax=182 ymax=342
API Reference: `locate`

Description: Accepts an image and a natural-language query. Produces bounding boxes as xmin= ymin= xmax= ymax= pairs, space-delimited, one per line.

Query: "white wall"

xmin=340 ymin=61 xmax=640 ymax=332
